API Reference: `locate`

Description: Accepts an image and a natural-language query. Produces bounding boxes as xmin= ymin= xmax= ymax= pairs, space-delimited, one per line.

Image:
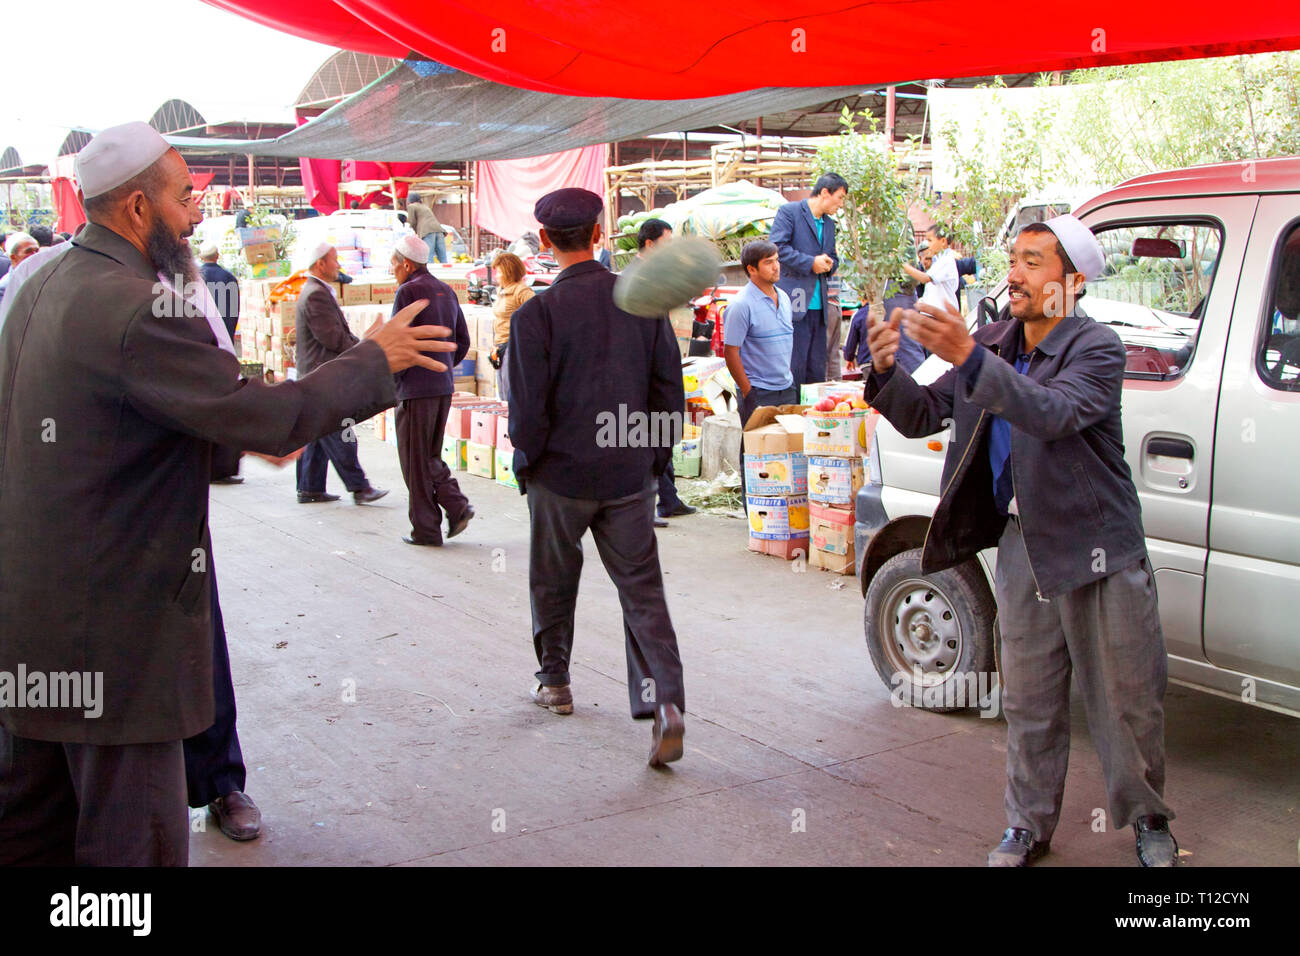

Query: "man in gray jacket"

xmin=294 ymin=242 xmax=388 ymax=505
xmin=865 ymin=216 xmax=1177 ymax=868
xmin=0 ymin=122 xmax=453 ymax=865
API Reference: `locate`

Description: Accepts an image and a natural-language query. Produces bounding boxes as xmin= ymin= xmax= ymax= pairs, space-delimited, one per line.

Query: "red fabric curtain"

xmin=201 ymin=1 xmax=1300 ymax=98
xmin=52 ymin=178 xmax=86 ymax=235
xmin=474 ymin=145 xmax=606 ymax=241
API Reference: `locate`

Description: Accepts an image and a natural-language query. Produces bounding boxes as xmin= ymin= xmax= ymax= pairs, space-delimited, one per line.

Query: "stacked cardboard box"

xmin=672 ymin=423 xmax=702 ymax=478
xmin=742 ymin=406 xmax=809 ymax=560
xmin=494 ymin=416 xmax=517 ymax=489
xmin=802 ymin=391 xmax=876 ymax=575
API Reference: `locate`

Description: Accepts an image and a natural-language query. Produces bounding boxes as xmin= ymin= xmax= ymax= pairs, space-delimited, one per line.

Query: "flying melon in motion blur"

xmin=614 ymin=237 xmax=723 ymax=317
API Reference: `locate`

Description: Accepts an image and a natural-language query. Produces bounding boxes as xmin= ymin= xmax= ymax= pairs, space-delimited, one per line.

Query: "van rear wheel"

xmin=864 ymin=548 xmax=997 ymax=712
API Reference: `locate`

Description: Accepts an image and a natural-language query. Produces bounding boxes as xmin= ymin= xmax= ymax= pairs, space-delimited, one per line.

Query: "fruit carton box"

xmin=807 ymin=455 xmax=865 ymax=507
xmin=743 ymin=452 xmax=807 ymax=496
xmin=466 ymin=441 xmax=495 ymax=479
xmin=441 ymin=435 xmax=467 ymax=471
xmin=804 ymin=408 xmax=870 ymax=458
xmin=494 ymin=448 xmax=518 ymax=489
xmin=470 ymin=408 xmax=507 ymax=447
xmin=745 ymin=494 xmax=809 ymax=540
xmin=748 ymin=533 xmax=810 ymax=560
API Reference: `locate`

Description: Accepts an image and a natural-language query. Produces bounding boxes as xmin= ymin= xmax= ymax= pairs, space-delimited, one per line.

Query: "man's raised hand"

xmin=902 ymin=301 xmax=975 ymax=367
xmin=366 ymin=299 xmax=459 ymax=373
xmin=868 ymin=307 xmax=903 ymax=374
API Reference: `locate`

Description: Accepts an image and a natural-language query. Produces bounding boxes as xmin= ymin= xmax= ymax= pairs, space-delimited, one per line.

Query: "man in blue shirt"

xmin=723 ymin=240 xmax=796 ymax=428
xmin=771 ymin=173 xmax=845 ymax=392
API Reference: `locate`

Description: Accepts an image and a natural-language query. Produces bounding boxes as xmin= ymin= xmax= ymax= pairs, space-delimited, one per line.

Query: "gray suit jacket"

xmin=295 ymin=277 xmax=359 ymax=376
xmin=0 ymin=224 xmax=396 ymax=744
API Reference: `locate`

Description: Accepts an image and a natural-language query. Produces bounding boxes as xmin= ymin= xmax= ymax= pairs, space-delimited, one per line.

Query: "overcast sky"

xmin=3 ymin=0 xmax=337 ymax=161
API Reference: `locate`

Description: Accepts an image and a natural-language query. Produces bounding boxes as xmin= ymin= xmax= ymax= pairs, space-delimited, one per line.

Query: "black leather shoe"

xmin=987 ymin=827 xmax=1050 ymax=867
xmin=211 ymin=475 xmax=244 ymax=485
xmin=665 ymin=503 xmax=697 ymax=517
xmin=208 ymin=791 xmax=261 ymax=841
xmin=648 ymin=703 xmax=685 ymax=767
xmin=1134 ymin=815 xmax=1179 ymax=867
xmin=448 ymin=506 xmax=475 ymax=538
xmin=653 ymin=518 xmax=669 ymax=528
xmin=298 ymin=491 xmax=340 ymax=503
xmin=353 ymin=486 xmax=389 ymax=504
xmin=402 ymin=535 xmax=442 ymax=547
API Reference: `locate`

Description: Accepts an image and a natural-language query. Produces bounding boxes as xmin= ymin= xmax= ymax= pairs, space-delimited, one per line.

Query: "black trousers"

xmin=395 ymin=395 xmax=470 ymax=543
xmin=183 ymin=566 xmax=246 ymax=808
xmin=526 ymin=479 xmax=685 ymax=718
xmin=297 ymin=428 xmax=368 ymax=494
xmin=0 ymin=732 xmax=188 ymax=866
xmin=656 ymin=462 xmax=684 ymax=516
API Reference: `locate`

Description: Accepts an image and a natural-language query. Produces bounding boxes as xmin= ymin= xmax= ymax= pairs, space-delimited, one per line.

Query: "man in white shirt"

xmin=904 ymin=225 xmax=960 ymax=311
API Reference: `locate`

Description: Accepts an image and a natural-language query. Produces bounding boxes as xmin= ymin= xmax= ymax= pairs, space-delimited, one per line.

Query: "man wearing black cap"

xmin=506 ymin=188 xmax=687 ymax=767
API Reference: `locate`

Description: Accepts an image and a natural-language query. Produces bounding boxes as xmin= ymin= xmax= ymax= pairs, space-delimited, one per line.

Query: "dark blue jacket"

xmin=771 ymin=199 xmax=838 ymax=321
xmin=199 ymin=261 xmax=240 ymax=338
xmin=844 ymin=289 xmax=926 ymax=373
xmin=866 ymin=308 xmax=1146 ymax=599
xmin=506 ymin=259 xmax=683 ymax=499
xmin=392 ymin=270 xmax=470 ymax=401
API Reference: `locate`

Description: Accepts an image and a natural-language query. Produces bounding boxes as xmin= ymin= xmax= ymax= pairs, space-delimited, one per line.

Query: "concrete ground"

xmin=194 ymin=431 xmax=1298 ymax=867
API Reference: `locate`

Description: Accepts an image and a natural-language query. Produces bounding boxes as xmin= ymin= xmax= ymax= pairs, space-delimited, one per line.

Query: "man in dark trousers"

xmin=771 ymin=172 xmax=845 ymax=392
xmin=294 ymin=241 xmax=389 ymax=505
xmin=865 ymin=215 xmax=1176 ymax=868
xmin=634 ymin=218 xmax=696 ymax=527
xmin=0 ymin=121 xmax=454 ymax=865
xmin=507 ymin=188 xmax=687 ymax=767
xmin=390 ymin=234 xmax=474 ymax=546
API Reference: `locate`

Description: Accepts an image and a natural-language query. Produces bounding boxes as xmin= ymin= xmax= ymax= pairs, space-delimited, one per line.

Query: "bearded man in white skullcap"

xmin=864 ymin=214 xmax=1178 ymax=869
xmin=387 ymin=232 xmax=473 ymax=547
xmin=0 ymin=121 xmax=454 ymax=866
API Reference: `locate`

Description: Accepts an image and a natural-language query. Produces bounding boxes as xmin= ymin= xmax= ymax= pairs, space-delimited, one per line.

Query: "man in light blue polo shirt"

xmin=723 ymin=240 xmax=797 ymax=428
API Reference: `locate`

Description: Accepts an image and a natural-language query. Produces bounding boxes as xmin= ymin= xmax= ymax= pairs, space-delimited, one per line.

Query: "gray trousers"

xmin=995 ymin=517 xmax=1172 ymax=841
xmin=526 ymin=478 xmax=684 ymax=718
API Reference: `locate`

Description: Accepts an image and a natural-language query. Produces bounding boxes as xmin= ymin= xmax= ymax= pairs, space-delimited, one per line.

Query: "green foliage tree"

xmin=814 ymin=108 xmax=919 ymax=305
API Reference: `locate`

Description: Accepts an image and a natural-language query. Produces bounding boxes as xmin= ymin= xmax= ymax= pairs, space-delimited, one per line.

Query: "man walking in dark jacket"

xmin=507 ymin=188 xmax=687 ymax=767
xmin=865 ymin=216 xmax=1177 ymax=868
xmin=390 ymin=234 xmax=474 ymax=546
xmin=294 ymin=241 xmax=389 ymax=505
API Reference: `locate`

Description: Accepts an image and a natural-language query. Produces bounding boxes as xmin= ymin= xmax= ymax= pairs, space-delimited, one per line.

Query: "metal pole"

xmin=885 ymin=85 xmax=897 ymax=151
xmin=246 ymin=154 xmax=256 ymax=203
xmin=469 ymin=161 xmax=479 ymax=259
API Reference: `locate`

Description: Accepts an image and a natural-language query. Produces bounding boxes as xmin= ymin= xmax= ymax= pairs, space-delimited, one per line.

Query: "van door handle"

xmin=1147 ymin=437 xmax=1194 ymax=459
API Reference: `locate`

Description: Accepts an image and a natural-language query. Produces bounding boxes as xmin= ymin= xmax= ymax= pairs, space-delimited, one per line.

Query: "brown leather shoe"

xmin=530 ymin=682 xmax=573 ymax=715
xmin=209 ymin=791 xmax=262 ymax=841
xmin=649 ymin=703 xmax=685 ymax=767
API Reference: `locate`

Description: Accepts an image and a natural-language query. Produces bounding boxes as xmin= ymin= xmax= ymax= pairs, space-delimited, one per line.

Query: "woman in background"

xmin=491 ymin=252 xmax=534 ymax=402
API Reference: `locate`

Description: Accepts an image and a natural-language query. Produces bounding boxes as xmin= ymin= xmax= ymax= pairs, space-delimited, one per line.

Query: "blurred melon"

xmin=614 ymin=236 xmax=723 ymax=317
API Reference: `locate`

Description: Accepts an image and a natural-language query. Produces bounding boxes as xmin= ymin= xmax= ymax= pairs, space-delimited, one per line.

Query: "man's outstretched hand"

xmin=364 ymin=299 xmax=459 ymax=373
xmin=867 ymin=307 xmax=902 ymax=374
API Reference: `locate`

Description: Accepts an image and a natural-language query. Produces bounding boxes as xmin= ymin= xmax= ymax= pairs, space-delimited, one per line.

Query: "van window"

xmin=1258 ymin=223 xmax=1300 ymax=391
xmin=1084 ymin=222 xmax=1223 ymax=380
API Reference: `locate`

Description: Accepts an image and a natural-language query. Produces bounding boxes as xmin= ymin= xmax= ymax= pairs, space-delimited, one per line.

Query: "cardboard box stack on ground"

xmin=451 ymin=399 xmax=507 ymax=480
xmin=742 ymin=405 xmax=810 ymax=560
xmin=442 ymin=433 xmax=467 ymax=471
xmin=800 ymin=383 xmax=882 ymax=574
xmin=672 ymin=423 xmax=702 ymax=478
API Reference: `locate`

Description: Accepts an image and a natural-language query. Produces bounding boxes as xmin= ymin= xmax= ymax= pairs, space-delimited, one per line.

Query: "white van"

xmin=856 ymin=157 xmax=1300 ymax=715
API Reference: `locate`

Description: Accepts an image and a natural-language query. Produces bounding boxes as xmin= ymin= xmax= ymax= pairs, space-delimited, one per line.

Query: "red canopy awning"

xmin=203 ymin=1 xmax=1300 ymax=98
